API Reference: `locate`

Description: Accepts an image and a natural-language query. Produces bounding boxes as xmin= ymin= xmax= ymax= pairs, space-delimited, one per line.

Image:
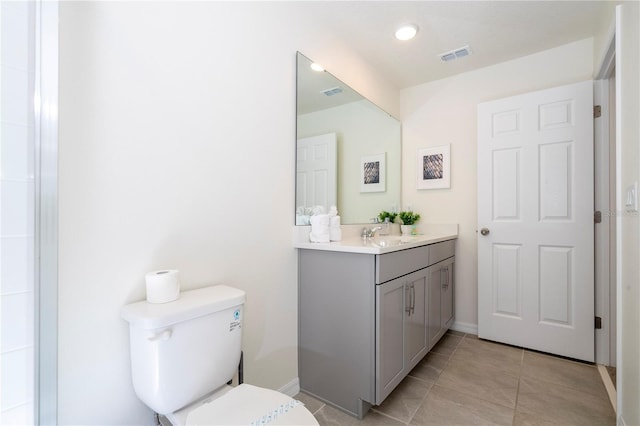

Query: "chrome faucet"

xmin=361 ymin=226 xmax=383 ymax=239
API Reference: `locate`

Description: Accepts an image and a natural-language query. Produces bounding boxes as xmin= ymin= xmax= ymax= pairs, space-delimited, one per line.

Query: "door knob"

xmin=480 ymin=228 xmax=490 ymax=236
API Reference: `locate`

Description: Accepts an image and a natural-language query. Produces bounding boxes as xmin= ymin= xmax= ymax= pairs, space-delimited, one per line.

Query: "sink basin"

xmin=372 ymin=235 xmax=415 ymax=247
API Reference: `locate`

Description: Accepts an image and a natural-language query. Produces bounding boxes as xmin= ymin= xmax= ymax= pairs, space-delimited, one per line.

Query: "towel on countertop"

xmin=309 ymin=214 xmax=330 ymax=243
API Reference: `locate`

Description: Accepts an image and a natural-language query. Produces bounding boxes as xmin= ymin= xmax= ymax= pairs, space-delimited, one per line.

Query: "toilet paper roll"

xmin=145 ymin=270 xmax=180 ymax=304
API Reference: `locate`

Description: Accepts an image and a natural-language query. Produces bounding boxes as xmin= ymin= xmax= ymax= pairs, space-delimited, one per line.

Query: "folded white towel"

xmin=309 ymin=215 xmax=330 ymax=243
xmin=310 ymin=214 xmax=330 ymax=227
xmin=309 ymin=232 xmax=330 ymax=243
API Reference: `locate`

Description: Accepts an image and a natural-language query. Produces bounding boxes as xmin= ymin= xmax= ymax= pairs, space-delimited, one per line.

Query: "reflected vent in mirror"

xmin=321 ymin=86 xmax=343 ymax=96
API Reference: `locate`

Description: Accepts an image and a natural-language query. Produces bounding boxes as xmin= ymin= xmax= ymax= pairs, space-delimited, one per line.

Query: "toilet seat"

xmin=180 ymin=384 xmax=318 ymax=426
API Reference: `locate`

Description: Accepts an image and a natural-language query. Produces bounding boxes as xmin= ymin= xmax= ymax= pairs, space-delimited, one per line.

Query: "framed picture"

xmin=360 ymin=153 xmax=386 ymax=193
xmin=417 ymin=144 xmax=451 ymax=189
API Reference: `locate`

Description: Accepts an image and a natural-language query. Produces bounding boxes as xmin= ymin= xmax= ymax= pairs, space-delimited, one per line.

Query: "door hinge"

xmin=595 ymin=316 xmax=602 ymax=329
xmin=594 ymin=105 xmax=602 ymax=118
xmin=594 ymin=211 xmax=602 ymax=224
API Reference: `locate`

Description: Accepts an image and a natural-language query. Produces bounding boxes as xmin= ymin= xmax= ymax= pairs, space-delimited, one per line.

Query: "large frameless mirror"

xmin=295 ymin=52 xmax=401 ymax=225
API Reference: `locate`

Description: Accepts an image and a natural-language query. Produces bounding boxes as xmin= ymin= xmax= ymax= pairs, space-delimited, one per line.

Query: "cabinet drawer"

xmin=376 ymin=245 xmax=430 ymax=284
xmin=429 ymin=239 xmax=455 ymax=265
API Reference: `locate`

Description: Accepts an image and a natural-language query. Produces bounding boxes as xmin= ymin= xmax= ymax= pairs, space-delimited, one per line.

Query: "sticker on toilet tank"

xmin=229 ymin=309 xmax=242 ymax=332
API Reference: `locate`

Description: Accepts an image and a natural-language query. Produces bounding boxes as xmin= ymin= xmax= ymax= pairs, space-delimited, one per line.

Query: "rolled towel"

xmin=296 ymin=214 xmax=311 ymax=225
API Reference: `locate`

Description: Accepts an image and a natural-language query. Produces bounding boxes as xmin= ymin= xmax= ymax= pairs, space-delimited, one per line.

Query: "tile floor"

xmin=295 ymin=331 xmax=616 ymax=426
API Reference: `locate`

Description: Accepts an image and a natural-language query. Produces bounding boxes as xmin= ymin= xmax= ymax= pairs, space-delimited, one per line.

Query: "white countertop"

xmin=293 ymin=223 xmax=458 ymax=255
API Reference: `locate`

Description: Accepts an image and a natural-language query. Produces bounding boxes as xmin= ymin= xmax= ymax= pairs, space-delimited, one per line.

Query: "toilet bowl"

xmin=121 ymin=285 xmax=318 ymax=426
xmin=166 ymin=384 xmax=317 ymax=426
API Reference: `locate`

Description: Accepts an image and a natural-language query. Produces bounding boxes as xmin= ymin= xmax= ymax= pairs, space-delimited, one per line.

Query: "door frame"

xmin=594 ymin=22 xmax=617 ymax=367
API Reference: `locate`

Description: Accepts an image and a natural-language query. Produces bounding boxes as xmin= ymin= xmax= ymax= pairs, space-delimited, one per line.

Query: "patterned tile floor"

xmin=296 ymin=331 xmax=615 ymax=426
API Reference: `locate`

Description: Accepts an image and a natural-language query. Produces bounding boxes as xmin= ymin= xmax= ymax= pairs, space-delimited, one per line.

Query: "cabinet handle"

xmin=405 ymin=283 xmax=411 ymax=315
xmin=405 ymin=283 xmax=415 ymax=316
xmin=411 ymin=284 xmax=416 ymax=314
xmin=442 ymin=267 xmax=449 ymax=289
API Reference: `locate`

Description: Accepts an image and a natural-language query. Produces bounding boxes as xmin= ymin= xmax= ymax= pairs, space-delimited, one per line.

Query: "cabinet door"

xmin=440 ymin=258 xmax=455 ymax=329
xmin=406 ymin=274 xmax=428 ymax=370
xmin=376 ymin=268 xmax=429 ymax=404
xmin=428 ymin=265 xmax=442 ymax=350
xmin=376 ymin=276 xmax=406 ymax=404
xmin=428 ymin=257 xmax=456 ymax=350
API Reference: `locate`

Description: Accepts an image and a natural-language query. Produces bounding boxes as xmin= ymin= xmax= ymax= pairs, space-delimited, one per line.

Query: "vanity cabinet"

xmin=298 ymin=238 xmax=455 ymax=418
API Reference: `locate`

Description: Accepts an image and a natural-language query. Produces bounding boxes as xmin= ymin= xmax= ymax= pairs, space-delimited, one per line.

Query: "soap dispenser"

xmin=328 ymin=205 xmax=342 ymax=241
xmin=379 ymin=217 xmax=391 ymax=236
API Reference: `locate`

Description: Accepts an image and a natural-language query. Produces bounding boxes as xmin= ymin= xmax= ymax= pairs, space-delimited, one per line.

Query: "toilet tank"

xmin=121 ymin=285 xmax=245 ymax=415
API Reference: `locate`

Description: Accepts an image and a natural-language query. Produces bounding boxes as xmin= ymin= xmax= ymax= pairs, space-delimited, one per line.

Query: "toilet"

xmin=121 ymin=285 xmax=318 ymax=425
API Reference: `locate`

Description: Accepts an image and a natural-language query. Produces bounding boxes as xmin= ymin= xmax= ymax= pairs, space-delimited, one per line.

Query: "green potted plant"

xmin=377 ymin=211 xmax=398 ymax=224
xmin=398 ymin=211 xmax=421 ymax=236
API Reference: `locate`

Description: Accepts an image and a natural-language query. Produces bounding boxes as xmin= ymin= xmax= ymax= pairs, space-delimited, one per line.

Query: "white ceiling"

xmin=302 ymin=1 xmax=615 ymax=90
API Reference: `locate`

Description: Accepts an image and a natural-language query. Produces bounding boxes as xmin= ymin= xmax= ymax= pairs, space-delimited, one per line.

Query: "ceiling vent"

xmin=439 ymin=45 xmax=472 ymax=62
xmin=321 ymin=86 xmax=343 ymax=96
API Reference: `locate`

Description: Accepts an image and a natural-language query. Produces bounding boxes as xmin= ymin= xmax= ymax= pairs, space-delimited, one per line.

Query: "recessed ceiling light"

xmin=395 ymin=24 xmax=418 ymax=41
xmin=310 ymin=62 xmax=325 ymax=72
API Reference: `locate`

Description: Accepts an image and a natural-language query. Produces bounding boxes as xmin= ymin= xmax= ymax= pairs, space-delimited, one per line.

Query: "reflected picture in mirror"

xmin=295 ymin=52 xmax=401 ymax=225
xmin=360 ymin=153 xmax=386 ymax=193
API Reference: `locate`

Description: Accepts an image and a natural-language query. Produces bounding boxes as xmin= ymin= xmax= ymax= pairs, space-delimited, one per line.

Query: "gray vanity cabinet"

xmin=298 ymin=238 xmax=455 ymax=419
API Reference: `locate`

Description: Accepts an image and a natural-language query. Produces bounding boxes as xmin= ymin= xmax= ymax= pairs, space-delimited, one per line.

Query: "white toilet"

xmin=121 ymin=285 xmax=318 ymax=425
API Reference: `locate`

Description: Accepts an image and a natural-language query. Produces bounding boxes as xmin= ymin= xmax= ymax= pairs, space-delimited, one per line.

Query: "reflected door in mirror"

xmin=296 ymin=133 xmax=337 ymax=225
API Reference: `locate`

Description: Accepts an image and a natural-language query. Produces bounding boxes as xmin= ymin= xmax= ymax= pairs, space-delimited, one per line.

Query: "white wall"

xmin=0 ymin=1 xmax=36 ymax=423
xmin=57 ymin=2 xmax=398 ymax=424
xmin=616 ymin=2 xmax=640 ymax=424
xmin=593 ymin=1 xmax=617 ymax=73
xmin=400 ymin=38 xmax=594 ymax=331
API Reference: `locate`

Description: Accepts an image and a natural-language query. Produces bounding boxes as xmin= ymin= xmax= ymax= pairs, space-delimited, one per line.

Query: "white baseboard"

xmin=597 ymin=365 xmax=616 ymax=414
xmin=451 ymin=321 xmax=478 ymax=336
xmin=278 ymin=377 xmax=300 ymax=397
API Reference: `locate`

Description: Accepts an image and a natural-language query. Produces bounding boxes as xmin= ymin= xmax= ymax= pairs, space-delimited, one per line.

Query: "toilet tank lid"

xmin=121 ymin=285 xmax=246 ymax=329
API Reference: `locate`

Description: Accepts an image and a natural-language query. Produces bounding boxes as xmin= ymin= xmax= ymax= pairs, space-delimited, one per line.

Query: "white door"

xmin=477 ymin=80 xmax=594 ymax=362
xmin=296 ymin=133 xmax=337 ymax=221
